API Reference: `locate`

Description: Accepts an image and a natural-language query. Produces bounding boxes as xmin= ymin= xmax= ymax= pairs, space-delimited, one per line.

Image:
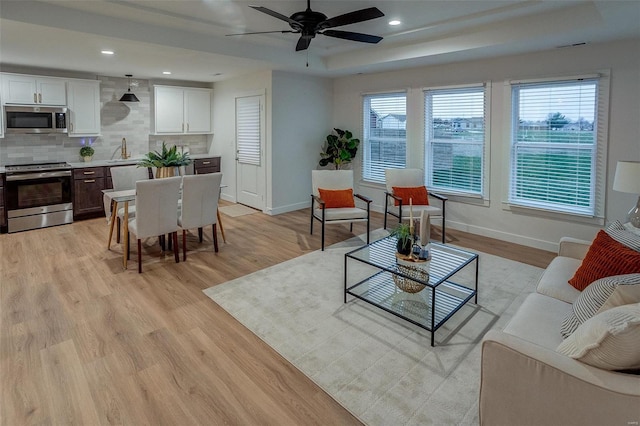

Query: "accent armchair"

xmin=310 ymin=170 xmax=372 ymax=251
xmin=384 ymin=168 xmax=448 ymax=243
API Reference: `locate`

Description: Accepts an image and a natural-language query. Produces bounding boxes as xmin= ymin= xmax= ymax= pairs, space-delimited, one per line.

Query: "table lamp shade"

xmin=613 ymin=160 xmax=640 ymax=228
xmin=613 ymin=161 xmax=640 ymax=194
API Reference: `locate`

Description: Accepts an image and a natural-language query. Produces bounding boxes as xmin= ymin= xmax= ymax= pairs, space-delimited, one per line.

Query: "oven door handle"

xmin=6 ymin=170 xmax=72 ymax=181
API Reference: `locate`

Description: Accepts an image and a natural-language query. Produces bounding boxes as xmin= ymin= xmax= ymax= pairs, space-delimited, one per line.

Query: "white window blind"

xmin=362 ymin=92 xmax=406 ymax=183
xmin=510 ymin=78 xmax=599 ymax=215
xmin=424 ymin=86 xmax=486 ymax=196
xmin=236 ymin=96 xmax=261 ymax=166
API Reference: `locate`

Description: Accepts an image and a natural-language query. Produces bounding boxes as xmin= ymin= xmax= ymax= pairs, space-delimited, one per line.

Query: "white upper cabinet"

xmin=153 ymin=85 xmax=212 ymax=134
xmin=1 ymin=73 xmax=67 ymax=105
xmin=67 ymin=79 xmax=101 ymax=136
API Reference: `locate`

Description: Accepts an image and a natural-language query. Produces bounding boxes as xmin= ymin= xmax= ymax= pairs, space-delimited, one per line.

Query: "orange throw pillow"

xmin=318 ymin=188 xmax=355 ymax=209
xmin=392 ymin=186 xmax=429 ymax=206
xmin=568 ymin=231 xmax=640 ymax=291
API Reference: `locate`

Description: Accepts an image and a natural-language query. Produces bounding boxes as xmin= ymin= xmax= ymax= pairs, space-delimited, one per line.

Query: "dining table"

xmin=103 ymin=187 xmax=227 ymax=269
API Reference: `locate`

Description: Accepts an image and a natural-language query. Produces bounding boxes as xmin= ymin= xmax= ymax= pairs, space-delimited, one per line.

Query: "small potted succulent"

xmin=79 ymin=140 xmax=95 ymax=162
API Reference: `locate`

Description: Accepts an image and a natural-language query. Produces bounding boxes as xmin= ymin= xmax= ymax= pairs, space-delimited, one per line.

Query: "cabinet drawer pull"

xmin=84 ymin=179 xmax=96 ymax=183
xmin=83 ymin=171 xmax=96 ymax=175
xmin=202 ymin=161 xmax=211 ymax=165
xmin=34 ymin=93 xmax=38 ymax=103
xmin=38 ymin=93 xmax=42 ymax=103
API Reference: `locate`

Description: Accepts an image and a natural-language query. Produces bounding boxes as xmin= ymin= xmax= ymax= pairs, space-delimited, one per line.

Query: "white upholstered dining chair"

xmin=104 ymin=165 xmax=150 ymax=243
xmin=384 ymin=168 xmax=447 ymax=243
xmin=310 ymin=169 xmax=371 ymax=251
xmin=178 ymin=172 xmax=223 ymax=260
xmin=126 ymin=176 xmax=182 ymax=273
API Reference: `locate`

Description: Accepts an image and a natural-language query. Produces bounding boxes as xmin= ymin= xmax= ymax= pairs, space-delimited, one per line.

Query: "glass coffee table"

xmin=344 ymin=236 xmax=479 ymax=346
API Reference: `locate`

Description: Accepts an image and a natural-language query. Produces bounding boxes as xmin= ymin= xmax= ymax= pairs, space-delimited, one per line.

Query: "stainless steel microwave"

xmin=4 ymin=105 xmax=68 ymax=134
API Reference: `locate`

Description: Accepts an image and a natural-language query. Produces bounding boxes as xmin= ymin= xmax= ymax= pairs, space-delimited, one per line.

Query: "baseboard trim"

xmin=446 ymin=221 xmax=557 ymax=252
xmin=266 ymin=201 xmax=311 ymax=216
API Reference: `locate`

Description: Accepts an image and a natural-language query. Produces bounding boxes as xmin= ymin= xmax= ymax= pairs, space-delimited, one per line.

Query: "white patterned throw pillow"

xmin=557 ymin=303 xmax=640 ymax=371
xmin=605 ymin=220 xmax=640 ymax=252
xmin=560 ymin=273 xmax=640 ymax=338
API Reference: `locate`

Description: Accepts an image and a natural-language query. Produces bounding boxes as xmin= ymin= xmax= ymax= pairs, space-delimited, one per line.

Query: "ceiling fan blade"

xmin=296 ymin=36 xmax=312 ymax=52
xmin=226 ymin=30 xmax=296 ymax=36
xmin=321 ymin=30 xmax=382 ymax=44
xmin=318 ymin=7 xmax=384 ymax=30
xmin=249 ymin=5 xmax=303 ymax=30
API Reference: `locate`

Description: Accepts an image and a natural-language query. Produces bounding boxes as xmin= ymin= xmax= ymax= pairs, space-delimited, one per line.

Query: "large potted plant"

xmin=138 ymin=142 xmax=192 ymax=178
xmin=319 ymin=128 xmax=360 ymax=170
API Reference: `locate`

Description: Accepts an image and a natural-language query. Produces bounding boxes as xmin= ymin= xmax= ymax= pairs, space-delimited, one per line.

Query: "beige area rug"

xmin=203 ymin=232 xmax=543 ymax=425
xmin=218 ymin=203 xmax=260 ymax=217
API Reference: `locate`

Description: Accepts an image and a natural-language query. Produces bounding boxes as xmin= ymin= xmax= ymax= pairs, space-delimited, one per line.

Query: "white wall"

xmin=212 ymin=70 xmax=332 ymax=215
xmin=212 ymin=70 xmax=272 ymax=203
xmin=270 ymin=71 xmax=333 ymax=214
xmin=332 ymin=38 xmax=640 ymax=251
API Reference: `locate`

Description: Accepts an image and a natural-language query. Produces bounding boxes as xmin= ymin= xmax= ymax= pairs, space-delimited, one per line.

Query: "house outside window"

xmin=509 ymin=77 xmax=605 ymax=217
xmin=362 ymin=92 xmax=406 ymax=183
xmin=424 ymin=85 xmax=487 ymax=196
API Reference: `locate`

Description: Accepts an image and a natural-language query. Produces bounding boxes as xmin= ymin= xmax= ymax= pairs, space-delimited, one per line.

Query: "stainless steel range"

xmin=5 ymin=162 xmax=73 ymax=233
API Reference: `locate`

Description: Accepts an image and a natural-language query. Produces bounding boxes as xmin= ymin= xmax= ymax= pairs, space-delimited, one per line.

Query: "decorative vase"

xmin=83 ymin=156 xmax=92 ymax=162
xmin=155 ymin=166 xmax=176 ymax=178
xmin=396 ymin=238 xmax=412 ymax=255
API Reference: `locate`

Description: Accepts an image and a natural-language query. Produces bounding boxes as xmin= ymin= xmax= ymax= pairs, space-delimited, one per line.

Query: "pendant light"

xmin=119 ymin=74 xmax=140 ymax=102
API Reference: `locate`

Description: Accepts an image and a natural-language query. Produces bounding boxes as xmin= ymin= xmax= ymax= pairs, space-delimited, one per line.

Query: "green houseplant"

xmin=138 ymin=142 xmax=192 ymax=178
xmin=319 ymin=128 xmax=360 ymax=170
xmin=390 ymin=223 xmax=413 ymax=255
xmin=79 ymin=144 xmax=95 ymax=162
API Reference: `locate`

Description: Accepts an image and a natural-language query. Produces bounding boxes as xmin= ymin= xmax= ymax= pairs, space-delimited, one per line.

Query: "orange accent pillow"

xmin=568 ymin=231 xmax=640 ymax=291
xmin=318 ymin=188 xmax=355 ymax=209
xmin=392 ymin=186 xmax=429 ymax=207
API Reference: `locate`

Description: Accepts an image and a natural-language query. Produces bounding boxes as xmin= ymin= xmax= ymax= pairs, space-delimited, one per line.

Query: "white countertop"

xmin=69 ymin=153 xmax=218 ymax=168
xmin=0 ymin=154 xmax=219 ymax=173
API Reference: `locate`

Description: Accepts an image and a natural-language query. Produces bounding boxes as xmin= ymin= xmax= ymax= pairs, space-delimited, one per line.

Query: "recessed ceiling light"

xmin=101 ymin=50 xmax=114 ymax=55
xmin=162 ymin=71 xmax=172 ymax=75
xmin=389 ymin=20 xmax=401 ymax=26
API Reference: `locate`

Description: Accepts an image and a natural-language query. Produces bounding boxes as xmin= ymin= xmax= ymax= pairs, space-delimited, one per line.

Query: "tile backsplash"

xmin=0 ymin=76 xmax=210 ymax=165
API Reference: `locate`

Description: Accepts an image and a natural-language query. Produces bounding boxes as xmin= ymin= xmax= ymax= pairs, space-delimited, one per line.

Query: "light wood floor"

xmin=0 ymin=204 xmax=555 ymax=425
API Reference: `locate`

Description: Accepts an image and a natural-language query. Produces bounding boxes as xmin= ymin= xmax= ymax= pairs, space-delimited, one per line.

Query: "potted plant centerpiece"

xmin=319 ymin=128 xmax=360 ymax=170
xmin=390 ymin=222 xmax=413 ymax=255
xmin=79 ymin=142 xmax=95 ymax=162
xmin=138 ymin=142 xmax=192 ymax=178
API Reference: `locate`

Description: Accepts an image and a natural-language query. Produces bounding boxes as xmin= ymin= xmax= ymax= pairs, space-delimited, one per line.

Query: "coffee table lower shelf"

xmin=346 ymin=270 xmax=477 ymax=346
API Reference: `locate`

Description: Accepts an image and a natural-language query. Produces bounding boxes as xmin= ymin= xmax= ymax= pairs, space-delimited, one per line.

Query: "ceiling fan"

xmin=227 ymin=0 xmax=385 ymax=52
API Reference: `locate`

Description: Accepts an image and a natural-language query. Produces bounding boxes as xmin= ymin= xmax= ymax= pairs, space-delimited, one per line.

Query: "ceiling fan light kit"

xmin=230 ymin=0 xmax=384 ymax=52
xmin=119 ymin=74 xmax=140 ymax=102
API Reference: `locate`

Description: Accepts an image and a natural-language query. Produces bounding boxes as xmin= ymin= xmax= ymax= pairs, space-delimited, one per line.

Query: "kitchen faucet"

xmin=121 ymin=138 xmax=130 ymax=159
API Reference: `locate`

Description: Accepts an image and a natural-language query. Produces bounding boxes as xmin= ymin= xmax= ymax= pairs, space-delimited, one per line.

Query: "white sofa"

xmin=479 ymin=237 xmax=640 ymax=426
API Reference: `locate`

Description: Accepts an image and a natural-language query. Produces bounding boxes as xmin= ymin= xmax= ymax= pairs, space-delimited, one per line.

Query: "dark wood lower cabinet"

xmin=0 ymin=176 xmax=5 ymax=231
xmin=73 ymin=167 xmax=106 ymax=219
xmin=194 ymin=157 xmax=221 ymax=174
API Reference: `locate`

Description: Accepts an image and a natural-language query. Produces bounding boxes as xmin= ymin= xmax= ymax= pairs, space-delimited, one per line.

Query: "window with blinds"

xmin=362 ymin=92 xmax=406 ymax=183
xmin=424 ymin=85 xmax=486 ymax=196
xmin=509 ymin=78 xmax=599 ymax=215
xmin=236 ymin=96 xmax=261 ymax=166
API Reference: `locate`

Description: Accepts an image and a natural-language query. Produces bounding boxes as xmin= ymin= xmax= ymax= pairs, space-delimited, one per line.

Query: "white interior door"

xmin=235 ymin=94 xmax=265 ymax=210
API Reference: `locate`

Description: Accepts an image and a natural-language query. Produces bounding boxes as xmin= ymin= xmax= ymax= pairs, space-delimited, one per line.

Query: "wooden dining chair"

xmin=178 ymin=172 xmax=223 ymax=260
xmin=127 ymin=176 xmax=182 ymax=273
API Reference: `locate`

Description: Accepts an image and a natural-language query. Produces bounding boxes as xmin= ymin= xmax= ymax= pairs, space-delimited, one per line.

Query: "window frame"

xmin=504 ymin=72 xmax=609 ymax=222
xmin=361 ymin=91 xmax=408 ymax=184
xmin=423 ymin=83 xmax=490 ymax=199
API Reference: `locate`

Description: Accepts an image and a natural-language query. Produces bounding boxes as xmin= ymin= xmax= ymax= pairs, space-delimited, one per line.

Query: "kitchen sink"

xmin=106 ymin=158 xmax=142 ymax=164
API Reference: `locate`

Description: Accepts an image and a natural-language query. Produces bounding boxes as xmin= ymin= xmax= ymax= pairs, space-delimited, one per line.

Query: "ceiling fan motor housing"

xmin=289 ymin=10 xmax=327 ymax=38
